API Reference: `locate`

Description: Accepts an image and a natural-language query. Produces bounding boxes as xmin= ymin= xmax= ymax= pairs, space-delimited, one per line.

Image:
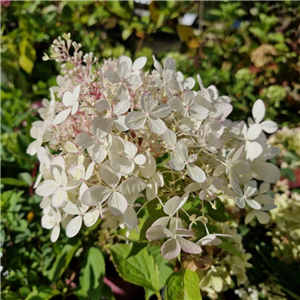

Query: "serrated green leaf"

xmin=166 ymin=271 xmax=184 ymax=300
xmin=166 ymin=270 xmax=202 ymax=300
xmin=184 ymin=269 xmax=202 ymax=300
xmin=147 ymin=245 xmax=173 ymax=289
xmin=111 ymin=246 xmax=160 ymax=292
xmin=79 ymin=247 xmax=105 ymax=300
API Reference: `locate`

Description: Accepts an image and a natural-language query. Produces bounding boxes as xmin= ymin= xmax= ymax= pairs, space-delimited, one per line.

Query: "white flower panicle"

xmin=28 ymin=35 xmax=279 ymax=260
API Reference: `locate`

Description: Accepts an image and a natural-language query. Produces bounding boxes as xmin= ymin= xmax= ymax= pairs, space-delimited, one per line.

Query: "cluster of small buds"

xmin=29 ymin=35 xmax=280 ymax=260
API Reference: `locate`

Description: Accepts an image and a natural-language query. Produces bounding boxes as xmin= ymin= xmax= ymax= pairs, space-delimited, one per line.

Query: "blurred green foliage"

xmin=1 ymin=1 xmax=300 ymax=299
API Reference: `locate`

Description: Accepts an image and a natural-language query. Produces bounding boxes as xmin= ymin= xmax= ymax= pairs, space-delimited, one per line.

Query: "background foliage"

xmin=1 ymin=1 xmax=300 ymax=300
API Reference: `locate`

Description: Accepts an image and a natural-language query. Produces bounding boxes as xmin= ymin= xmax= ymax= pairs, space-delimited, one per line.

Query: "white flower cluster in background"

xmin=27 ymin=35 xmax=280 ymax=260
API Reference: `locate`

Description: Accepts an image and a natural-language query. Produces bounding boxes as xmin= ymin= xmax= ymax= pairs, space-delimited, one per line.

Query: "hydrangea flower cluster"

xmin=27 ymin=34 xmax=280 ymax=260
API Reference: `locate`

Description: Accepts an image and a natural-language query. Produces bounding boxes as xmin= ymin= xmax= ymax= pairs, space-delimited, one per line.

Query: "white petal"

xmin=233 ymin=159 xmax=249 ymax=174
xmin=132 ymin=56 xmax=147 ymax=71
xmin=235 ymin=197 xmax=245 ymax=209
xmin=81 ymin=185 xmax=111 ymax=206
xmin=174 ymin=228 xmax=195 ymax=237
xmin=187 ymin=164 xmax=206 ymax=183
xmin=64 ymin=141 xmax=78 ymax=153
xmin=26 ymin=140 xmax=42 ymax=156
xmin=161 ymin=238 xmax=181 ymax=261
xmin=148 ymin=117 xmax=167 ymax=135
xmin=85 ymin=162 xmax=95 ymax=180
xmin=117 ymin=177 xmax=146 ymax=204
xmin=210 ymin=103 xmax=232 ymax=120
xmin=167 ymin=97 xmax=184 ymax=112
xmin=114 ymin=100 xmax=130 ymax=115
xmin=100 ymin=161 xmax=121 ymax=186
xmin=51 ymin=225 xmax=60 ymax=242
xmin=251 ymin=161 xmax=280 ymax=183
xmin=247 ymin=124 xmax=262 ymax=140
xmin=83 ymin=210 xmax=100 ymax=227
xmin=127 ymin=75 xmax=143 ymax=87
xmin=52 ymin=188 xmax=68 ymax=207
xmin=164 ymin=57 xmax=176 ymax=71
xmin=261 ymin=120 xmax=278 ymax=134
xmin=108 ymin=192 xmax=127 ymax=216
xmin=118 ymin=55 xmax=132 ymax=70
xmin=245 ymin=212 xmax=255 ymax=224
xmin=66 ymin=216 xmax=82 ymax=238
xmin=95 ymin=100 xmax=111 ymax=113
xmin=152 ymin=216 xmax=171 ymax=227
xmin=164 ymin=194 xmax=188 ymax=216
xmin=125 ymin=112 xmax=146 ymax=130
xmin=177 ymin=237 xmax=202 ymax=254
xmin=36 ymin=180 xmax=58 ymax=197
xmin=134 ymin=154 xmax=146 ymax=165
xmin=146 ymin=225 xmax=173 ymax=240
xmin=163 ymin=129 xmax=177 ymax=149
xmin=146 ymin=179 xmax=158 ymax=201
xmin=106 ymin=70 xmax=120 ymax=83
xmin=42 ymin=215 xmax=55 ymax=229
xmin=123 ymin=206 xmax=138 ymax=230
xmin=62 ymin=91 xmax=73 ymax=107
xmin=252 ymin=99 xmax=265 ymax=124
xmin=169 ymin=157 xmax=185 ymax=171
xmin=151 ymin=104 xmax=171 ymax=118
xmin=175 ymin=141 xmax=188 ymax=161
xmin=140 ymin=152 xmax=156 ymax=178
xmin=71 ymin=101 xmax=79 ymax=115
xmin=245 ymin=199 xmax=261 ymax=210
xmin=257 ymin=211 xmax=270 ymax=224
xmin=63 ymin=201 xmax=80 ymax=215
xmin=52 ymin=109 xmax=71 ymax=125
xmin=246 ymin=141 xmax=263 ymax=160
xmin=244 ymin=181 xmax=257 ymax=197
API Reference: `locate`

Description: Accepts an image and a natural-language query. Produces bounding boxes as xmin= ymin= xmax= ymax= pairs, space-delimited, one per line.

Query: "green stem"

xmin=155 ymin=291 xmax=162 ymax=300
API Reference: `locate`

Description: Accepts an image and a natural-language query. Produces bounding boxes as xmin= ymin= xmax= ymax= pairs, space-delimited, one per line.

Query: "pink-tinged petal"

xmin=261 ymin=120 xmax=278 ymax=134
xmin=106 ymin=70 xmax=120 ymax=83
xmin=161 ymin=238 xmax=181 ymax=260
xmin=174 ymin=228 xmax=195 ymax=237
xmin=108 ymin=192 xmax=127 ymax=216
xmin=52 ymin=188 xmax=68 ymax=208
xmin=148 ymin=117 xmax=166 ymax=135
xmin=51 ymin=225 xmax=60 ymax=242
xmin=146 ymin=225 xmax=173 ymax=240
xmin=252 ymin=99 xmax=265 ymax=124
xmin=81 ymin=185 xmax=111 ymax=207
xmin=52 ymin=109 xmax=71 ymax=125
xmin=36 ymin=180 xmax=58 ymax=197
xmin=132 ymin=56 xmax=147 ymax=71
xmin=177 ymin=237 xmax=202 ymax=254
xmin=125 ymin=112 xmax=146 ymax=130
xmin=164 ymin=194 xmax=188 ymax=216
xmin=186 ymin=164 xmax=206 ymax=183
xmin=66 ymin=216 xmax=82 ymax=238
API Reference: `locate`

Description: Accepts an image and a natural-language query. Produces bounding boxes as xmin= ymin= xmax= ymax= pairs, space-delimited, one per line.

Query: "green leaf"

xmin=204 ymin=201 xmax=229 ymax=222
xmin=122 ymin=28 xmax=133 ymax=40
xmin=19 ymin=54 xmax=34 ymax=74
xmin=25 ymin=286 xmax=60 ymax=300
xmin=166 ymin=270 xmax=202 ymax=300
xmin=147 ymin=245 xmax=173 ymax=289
xmin=249 ymin=27 xmax=264 ymax=40
xmin=47 ymin=243 xmax=80 ymax=282
xmin=281 ymin=168 xmax=295 ymax=182
xmin=184 ymin=269 xmax=202 ymax=300
xmin=111 ymin=246 xmax=160 ymax=292
xmin=217 ymin=240 xmax=244 ymax=261
xmin=79 ymin=247 xmax=105 ymax=300
xmin=165 ymin=271 xmax=184 ymax=300
xmin=1 ymin=178 xmax=29 ymax=187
